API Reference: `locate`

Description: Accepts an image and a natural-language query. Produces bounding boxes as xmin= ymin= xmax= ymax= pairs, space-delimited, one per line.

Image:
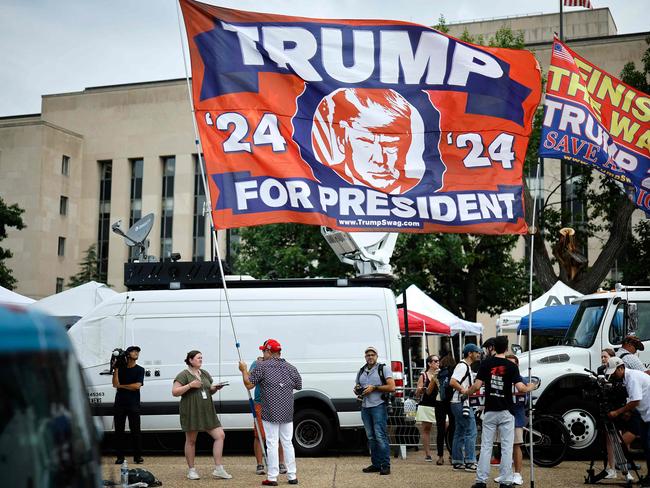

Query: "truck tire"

xmin=549 ymin=396 xmax=598 ymax=456
xmin=293 ymin=408 xmax=334 ymax=457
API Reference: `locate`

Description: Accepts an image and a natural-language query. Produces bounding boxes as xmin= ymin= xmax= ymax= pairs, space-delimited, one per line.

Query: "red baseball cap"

xmin=259 ymin=339 xmax=282 ymax=352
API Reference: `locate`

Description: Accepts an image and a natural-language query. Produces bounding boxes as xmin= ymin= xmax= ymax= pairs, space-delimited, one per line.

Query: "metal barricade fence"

xmin=387 ymin=387 xmax=446 ymax=459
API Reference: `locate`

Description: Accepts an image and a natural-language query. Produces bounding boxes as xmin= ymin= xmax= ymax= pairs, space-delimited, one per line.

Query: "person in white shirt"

xmin=606 ymin=356 xmax=650 ymax=487
xmin=449 ymin=343 xmax=482 ymax=472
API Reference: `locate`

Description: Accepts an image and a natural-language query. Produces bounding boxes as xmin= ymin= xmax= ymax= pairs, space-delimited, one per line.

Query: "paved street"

xmin=102 ymin=455 xmax=631 ymax=488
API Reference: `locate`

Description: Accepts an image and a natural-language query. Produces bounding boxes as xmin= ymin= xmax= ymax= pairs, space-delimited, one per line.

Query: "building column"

xmin=107 ymin=158 xmax=130 ymax=289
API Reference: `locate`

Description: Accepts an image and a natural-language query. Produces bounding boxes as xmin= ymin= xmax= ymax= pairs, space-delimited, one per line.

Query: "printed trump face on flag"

xmin=312 ymin=88 xmax=426 ymax=194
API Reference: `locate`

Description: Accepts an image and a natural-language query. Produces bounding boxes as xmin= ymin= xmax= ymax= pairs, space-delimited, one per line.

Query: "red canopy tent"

xmin=398 ymin=308 xmax=451 ymax=335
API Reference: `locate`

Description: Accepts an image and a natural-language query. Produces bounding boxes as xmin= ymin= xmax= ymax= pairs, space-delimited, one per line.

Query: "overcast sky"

xmin=0 ymin=0 xmax=646 ymax=116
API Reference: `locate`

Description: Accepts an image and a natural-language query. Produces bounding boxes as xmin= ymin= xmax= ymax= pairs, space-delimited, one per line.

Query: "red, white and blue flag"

xmin=552 ymin=42 xmax=575 ymax=64
xmin=539 ymin=38 xmax=650 ymax=213
xmin=563 ymin=0 xmax=592 ymax=8
xmin=179 ymin=0 xmax=542 ymax=234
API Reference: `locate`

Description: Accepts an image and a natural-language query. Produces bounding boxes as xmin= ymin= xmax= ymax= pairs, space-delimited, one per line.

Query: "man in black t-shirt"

xmin=113 ymin=345 xmax=145 ymax=465
xmin=463 ymin=336 xmax=538 ymax=488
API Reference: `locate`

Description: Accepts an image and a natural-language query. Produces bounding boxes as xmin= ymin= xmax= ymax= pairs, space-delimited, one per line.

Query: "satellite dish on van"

xmin=111 ymin=213 xmax=155 ymax=261
xmin=124 ymin=213 xmax=154 ymax=247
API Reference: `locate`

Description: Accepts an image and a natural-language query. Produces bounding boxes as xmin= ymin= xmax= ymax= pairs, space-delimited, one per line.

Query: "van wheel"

xmin=550 ymin=396 xmax=598 ymax=456
xmin=293 ymin=408 xmax=333 ymax=456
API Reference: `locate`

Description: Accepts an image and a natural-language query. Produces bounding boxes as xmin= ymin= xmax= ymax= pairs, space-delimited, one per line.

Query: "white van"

xmin=68 ymin=285 xmax=404 ymax=455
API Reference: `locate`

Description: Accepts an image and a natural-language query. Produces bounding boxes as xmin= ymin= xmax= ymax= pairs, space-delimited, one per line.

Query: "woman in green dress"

xmin=172 ymin=350 xmax=232 ymax=480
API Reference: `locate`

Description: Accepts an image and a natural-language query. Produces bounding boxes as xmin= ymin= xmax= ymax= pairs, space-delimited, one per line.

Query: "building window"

xmin=56 ymin=278 xmax=64 ymax=293
xmin=97 ymin=160 xmax=112 ymax=282
xmin=61 ymin=155 xmax=70 ymax=176
xmin=59 ymin=196 xmax=68 ymax=216
xmin=129 ymin=158 xmax=144 ymax=261
xmin=160 ymin=156 xmax=175 ymax=261
xmin=193 ymin=155 xmax=206 ymax=261
xmin=57 ymin=237 xmax=66 ymax=257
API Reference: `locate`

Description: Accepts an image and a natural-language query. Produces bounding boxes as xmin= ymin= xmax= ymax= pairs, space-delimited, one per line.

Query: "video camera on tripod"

xmin=583 ymin=368 xmax=637 ymax=486
xmin=583 ymin=368 xmax=627 ymax=417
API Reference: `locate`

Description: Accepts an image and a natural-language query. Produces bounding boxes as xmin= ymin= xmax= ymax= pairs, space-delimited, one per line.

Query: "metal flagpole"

xmin=527 ymin=159 xmax=542 ymax=488
xmin=174 ymin=0 xmax=268 ymax=467
xmin=560 ymin=0 xmax=564 ymax=42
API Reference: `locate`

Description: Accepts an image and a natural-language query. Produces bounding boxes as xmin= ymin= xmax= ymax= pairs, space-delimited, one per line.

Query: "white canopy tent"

xmin=397 ymin=284 xmax=483 ymax=336
xmin=496 ymin=280 xmax=583 ymax=333
xmin=0 ymin=285 xmax=35 ymax=306
xmin=30 ymin=281 xmax=117 ymax=328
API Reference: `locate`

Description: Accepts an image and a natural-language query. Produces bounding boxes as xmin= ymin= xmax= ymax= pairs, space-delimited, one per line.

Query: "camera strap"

xmin=456 ymin=362 xmax=471 ymax=402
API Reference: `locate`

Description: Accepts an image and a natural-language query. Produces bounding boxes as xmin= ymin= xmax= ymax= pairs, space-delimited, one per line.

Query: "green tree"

xmin=433 ymin=15 xmax=449 ymax=34
xmin=526 ymin=38 xmax=650 ymax=292
xmin=68 ymin=244 xmax=104 ymax=287
xmin=234 ymin=224 xmax=351 ymax=279
xmin=618 ymin=220 xmax=650 ymax=285
xmin=392 ymin=234 xmax=528 ymax=322
xmin=0 ymin=197 xmax=25 ymax=290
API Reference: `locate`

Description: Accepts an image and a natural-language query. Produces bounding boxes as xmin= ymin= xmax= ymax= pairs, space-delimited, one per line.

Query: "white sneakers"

xmin=213 ymin=465 xmax=233 ymax=479
xmin=494 ymin=473 xmax=523 ymax=485
xmin=188 ymin=466 xmax=233 ymax=480
xmin=605 ymin=468 xmax=617 ymax=479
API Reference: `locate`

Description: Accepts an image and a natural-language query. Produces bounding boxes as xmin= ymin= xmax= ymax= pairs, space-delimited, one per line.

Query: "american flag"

xmin=552 ymin=42 xmax=575 ymax=64
xmin=563 ymin=0 xmax=593 ymax=8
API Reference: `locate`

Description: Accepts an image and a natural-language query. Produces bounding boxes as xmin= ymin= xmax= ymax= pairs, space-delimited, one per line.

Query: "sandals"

xmin=436 ymin=456 xmax=444 ymax=465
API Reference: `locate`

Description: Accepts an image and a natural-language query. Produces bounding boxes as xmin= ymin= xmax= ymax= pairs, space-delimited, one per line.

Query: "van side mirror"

xmin=627 ymin=302 xmax=639 ymax=334
xmin=511 ymin=344 xmax=522 ymax=355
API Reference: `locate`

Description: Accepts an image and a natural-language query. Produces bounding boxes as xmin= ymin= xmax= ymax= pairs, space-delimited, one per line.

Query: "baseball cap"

xmin=623 ymin=335 xmax=645 ymax=351
xmin=126 ymin=345 xmax=141 ymax=353
xmin=604 ymin=356 xmax=625 ymax=377
xmin=259 ymin=339 xmax=282 ymax=352
xmin=463 ymin=343 xmax=482 ymax=355
xmin=365 ymin=346 xmax=378 ymax=355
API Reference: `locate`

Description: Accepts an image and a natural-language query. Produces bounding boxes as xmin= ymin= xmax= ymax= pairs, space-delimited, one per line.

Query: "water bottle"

xmin=120 ymin=460 xmax=129 ymax=487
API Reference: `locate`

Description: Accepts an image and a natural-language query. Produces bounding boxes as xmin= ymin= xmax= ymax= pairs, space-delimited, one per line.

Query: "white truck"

xmin=518 ymin=285 xmax=650 ymax=454
xmin=68 ymin=283 xmax=404 ymax=456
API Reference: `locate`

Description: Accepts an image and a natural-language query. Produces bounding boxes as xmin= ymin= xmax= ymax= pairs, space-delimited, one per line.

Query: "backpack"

xmin=356 ymin=363 xmax=390 ymax=404
xmin=128 ymin=468 xmax=162 ymax=486
xmin=437 ymin=367 xmax=452 ymax=402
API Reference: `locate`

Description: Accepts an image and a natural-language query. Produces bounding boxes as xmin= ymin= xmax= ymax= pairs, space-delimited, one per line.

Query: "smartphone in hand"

xmin=214 ymin=381 xmax=229 ymax=387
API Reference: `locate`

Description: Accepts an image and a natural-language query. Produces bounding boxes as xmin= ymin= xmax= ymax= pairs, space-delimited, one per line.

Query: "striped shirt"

xmin=249 ymin=357 xmax=302 ymax=423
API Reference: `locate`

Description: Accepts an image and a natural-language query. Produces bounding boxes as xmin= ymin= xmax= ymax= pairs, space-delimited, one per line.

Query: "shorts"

xmin=513 ymin=427 xmax=523 ymax=445
xmin=252 ymin=403 xmax=266 ymax=439
xmin=616 ymin=409 xmax=642 ymax=436
xmin=415 ymin=405 xmax=436 ymax=423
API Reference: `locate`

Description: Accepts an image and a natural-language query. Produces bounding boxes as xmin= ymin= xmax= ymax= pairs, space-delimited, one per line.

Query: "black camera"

xmin=583 ymin=373 xmax=627 ymax=417
xmin=110 ymin=348 xmax=128 ymax=373
xmin=354 ymin=384 xmax=364 ymax=400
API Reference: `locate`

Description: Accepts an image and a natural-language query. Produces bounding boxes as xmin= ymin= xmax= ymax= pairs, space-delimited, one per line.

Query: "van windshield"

xmin=563 ymin=299 xmax=607 ymax=348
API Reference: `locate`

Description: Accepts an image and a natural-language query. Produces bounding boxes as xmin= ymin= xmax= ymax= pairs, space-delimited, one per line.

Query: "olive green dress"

xmin=174 ymin=369 xmax=222 ymax=432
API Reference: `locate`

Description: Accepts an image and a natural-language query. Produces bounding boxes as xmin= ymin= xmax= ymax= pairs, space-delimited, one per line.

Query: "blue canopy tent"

xmin=518 ymin=304 xmax=579 ymax=334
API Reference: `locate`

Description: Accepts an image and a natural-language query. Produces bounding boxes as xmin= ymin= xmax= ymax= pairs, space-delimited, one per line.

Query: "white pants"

xmin=263 ymin=420 xmax=297 ymax=481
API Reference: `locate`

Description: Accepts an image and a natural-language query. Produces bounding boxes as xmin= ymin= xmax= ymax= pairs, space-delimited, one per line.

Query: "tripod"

xmin=585 ymin=415 xmax=640 ymax=486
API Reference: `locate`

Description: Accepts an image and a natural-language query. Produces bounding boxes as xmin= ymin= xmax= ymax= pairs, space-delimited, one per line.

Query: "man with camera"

xmin=355 ymin=346 xmax=395 ymax=476
xmin=606 ymin=356 xmax=650 ymax=487
xmin=113 ymin=345 xmax=145 ymax=465
xmin=463 ymin=336 xmax=539 ymax=488
xmin=449 ymin=343 xmax=482 ymax=472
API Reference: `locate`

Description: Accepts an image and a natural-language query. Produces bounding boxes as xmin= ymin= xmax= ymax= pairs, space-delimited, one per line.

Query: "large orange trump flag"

xmin=179 ymin=0 xmax=541 ymax=234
